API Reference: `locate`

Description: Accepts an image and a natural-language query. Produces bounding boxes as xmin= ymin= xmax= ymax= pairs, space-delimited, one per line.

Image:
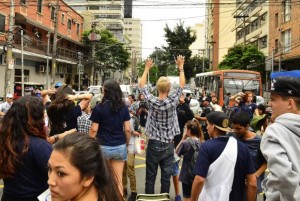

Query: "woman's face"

xmin=48 ymin=150 xmax=93 ymax=201
xmin=246 ymin=93 xmax=254 ymax=102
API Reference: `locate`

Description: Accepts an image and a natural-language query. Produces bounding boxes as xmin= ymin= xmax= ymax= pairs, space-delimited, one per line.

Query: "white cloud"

xmin=133 ymin=0 xmax=205 ymax=59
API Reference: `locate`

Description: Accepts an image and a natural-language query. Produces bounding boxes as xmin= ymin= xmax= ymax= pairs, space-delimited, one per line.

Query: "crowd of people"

xmin=0 ymin=57 xmax=299 ymax=201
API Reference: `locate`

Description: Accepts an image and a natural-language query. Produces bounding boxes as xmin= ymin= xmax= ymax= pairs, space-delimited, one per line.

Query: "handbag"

xmin=134 ymin=136 xmax=145 ymax=155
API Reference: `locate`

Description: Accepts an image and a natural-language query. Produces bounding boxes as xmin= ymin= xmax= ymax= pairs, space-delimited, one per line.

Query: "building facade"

xmin=65 ymin=0 xmax=126 ymax=43
xmin=124 ymin=18 xmax=142 ymax=84
xmin=0 ymin=0 xmax=84 ymax=97
xmin=268 ymin=0 xmax=300 ymax=71
xmin=189 ymin=23 xmax=205 ymax=57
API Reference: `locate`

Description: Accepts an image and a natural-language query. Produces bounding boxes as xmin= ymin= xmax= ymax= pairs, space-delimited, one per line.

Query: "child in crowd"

xmin=123 ymin=108 xmax=141 ymax=201
xmin=176 ymin=120 xmax=204 ymax=201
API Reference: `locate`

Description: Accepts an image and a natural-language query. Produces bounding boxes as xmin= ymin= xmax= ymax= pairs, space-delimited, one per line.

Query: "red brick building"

xmin=268 ymin=0 xmax=300 ymax=71
xmin=0 ymin=0 xmax=84 ymax=97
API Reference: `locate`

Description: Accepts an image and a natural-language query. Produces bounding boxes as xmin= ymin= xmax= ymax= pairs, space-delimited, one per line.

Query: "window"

xmin=282 ymin=29 xmax=291 ymax=53
xmin=15 ymin=69 xmax=29 ymax=82
xmin=275 ymin=13 xmax=278 ymax=28
xmin=283 ymin=0 xmax=291 ymax=22
xmin=259 ymin=36 xmax=267 ymax=49
xmin=275 ymin=39 xmax=279 ymax=53
xmin=260 ymin=13 xmax=267 ymax=25
xmin=0 ymin=14 xmax=5 ymax=32
xmin=76 ymin=23 xmax=80 ymax=35
xmin=51 ymin=7 xmax=55 ymax=20
xmin=37 ymin=0 xmax=42 ymax=13
xmin=67 ymin=19 xmax=72 ymax=30
xmin=61 ymin=14 xmax=65 ymax=23
xmin=20 ymin=0 xmax=26 ymax=4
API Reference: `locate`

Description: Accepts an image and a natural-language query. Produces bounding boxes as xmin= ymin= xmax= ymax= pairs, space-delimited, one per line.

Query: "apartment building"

xmin=233 ymin=0 xmax=269 ymax=55
xmin=124 ymin=18 xmax=142 ymax=84
xmin=0 ymin=0 xmax=84 ymax=97
xmin=189 ymin=23 xmax=205 ymax=57
xmin=206 ymin=0 xmax=236 ymax=70
xmin=269 ymin=0 xmax=300 ymax=70
xmin=65 ymin=0 xmax=126 ymax=43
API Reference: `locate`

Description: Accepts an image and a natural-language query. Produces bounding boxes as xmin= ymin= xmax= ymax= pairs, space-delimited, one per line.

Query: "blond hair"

xmin=156 ymin=76 xmax=171 ymax=94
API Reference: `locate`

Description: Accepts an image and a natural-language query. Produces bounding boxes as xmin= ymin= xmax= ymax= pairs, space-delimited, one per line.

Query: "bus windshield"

xmin=223 ymin=78 xmax=260 ymax=95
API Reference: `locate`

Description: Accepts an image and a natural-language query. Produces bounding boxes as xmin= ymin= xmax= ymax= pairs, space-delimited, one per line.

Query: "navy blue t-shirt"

xmin=66 ymin=105 xmax=82 ymax=131
xmin=90 ymin=101 xmax=130 ymax=146
xmin=3 ymin=137 xmax=52 ymax=199
xmin=193 ymin=137 xmax=255 ymax=201
xmin=239 ymin=102 xmax=257 ymax=118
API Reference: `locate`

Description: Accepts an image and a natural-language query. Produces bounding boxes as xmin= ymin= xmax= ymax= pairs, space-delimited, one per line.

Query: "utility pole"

xmin=51 ymin=0 xmax=59 ymax=86
xmin=198 ymin=49 xmax=205 ymax=72
xmin=21 ymin=29 xmax=24 ymax=96
xmin=234 ymin=15 xmax=249 ymax=45
xmin=77 ymin=52 xmax=83 ymax=91
xmin=46 ymin=32 xmax=51 ymax=89
xmin=207 ymin=41 xmax=216 ymax=70
xmin=88 ymin=23 xmax=101 ymax=85
xmin=4 ymin=0 xmax=15 ymax=96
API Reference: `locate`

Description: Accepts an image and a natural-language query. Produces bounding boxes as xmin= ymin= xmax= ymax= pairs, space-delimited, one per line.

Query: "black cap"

xmin=271 ymin=70 xmax=300 ymax=97
xmin=206 ymin=111 xmax=231 ymax=132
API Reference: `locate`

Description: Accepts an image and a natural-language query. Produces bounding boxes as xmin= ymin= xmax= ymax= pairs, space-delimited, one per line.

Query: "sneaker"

xmin=175 ymin=195 xmax=182 ymax=201
xmin=128 ymin=192 xmax=137 ymax=201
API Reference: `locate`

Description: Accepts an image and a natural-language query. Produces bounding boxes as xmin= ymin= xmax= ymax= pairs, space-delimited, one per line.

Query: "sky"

xmin=132 ymin=0 xmax=206 ymax=59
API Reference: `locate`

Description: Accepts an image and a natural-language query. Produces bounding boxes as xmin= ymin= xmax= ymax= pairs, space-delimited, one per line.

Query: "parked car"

xmin=87 ymin=85 xmax=102 ymax=96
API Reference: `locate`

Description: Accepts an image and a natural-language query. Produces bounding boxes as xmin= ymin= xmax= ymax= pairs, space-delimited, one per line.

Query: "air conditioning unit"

xmin=39 ymin=65 xmax=45 ymax=73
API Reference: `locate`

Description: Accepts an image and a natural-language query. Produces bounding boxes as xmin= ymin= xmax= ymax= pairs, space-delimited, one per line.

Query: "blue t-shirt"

xmin=239 ymin=102 xmax=257 ymax=118
xmin=193 ymin=137 xmax=255 ymax=201
xmin=3 ymin=137 xmax=52 ymax=199
xmin=176 ymin=138 xmax=202 ymax=184
xmin=66 ymin=105 xmax=82 ymax=131
xmin=90 ymin=101 xmax=130 ymax=146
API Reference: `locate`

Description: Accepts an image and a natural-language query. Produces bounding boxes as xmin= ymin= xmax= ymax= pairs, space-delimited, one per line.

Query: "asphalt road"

xmin=0 ymin=154 xmax=264 ymax=200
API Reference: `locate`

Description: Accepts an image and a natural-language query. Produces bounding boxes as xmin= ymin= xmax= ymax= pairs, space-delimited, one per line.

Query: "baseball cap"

xmin=6 ymin=94 xmax=13 ymax=98
xmin=270 ymin=70 xmax=300 ymax=97
xmin=206 ymin=111 xmax=231 ymax=132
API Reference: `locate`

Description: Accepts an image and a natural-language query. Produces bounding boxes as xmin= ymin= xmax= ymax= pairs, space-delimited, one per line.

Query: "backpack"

xmin=187 ymin=138 xmax=200 ymax=168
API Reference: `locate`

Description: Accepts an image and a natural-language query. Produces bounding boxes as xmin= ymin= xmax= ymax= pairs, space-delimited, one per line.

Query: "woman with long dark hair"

xmin=89 ymin=79 xmax=131 ymax=196
xmin=48 ymin=133 xmax=123 ymax=201
xmin=0 ymin=96 xmax=52 ymax=201
xmin=47 ymin=84 xmax=92 ymax=136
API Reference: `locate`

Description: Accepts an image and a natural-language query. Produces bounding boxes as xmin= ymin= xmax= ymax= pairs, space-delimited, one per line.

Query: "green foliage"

xmin=218 ymin=45 xmax=265 ymax=75
xmin=82 ymin=29 xmax=130 ymax=76
xmin=190 ymin=55 xmax=210 ymax=74
xmin=163 ymin=21 xmax=196 ymax=80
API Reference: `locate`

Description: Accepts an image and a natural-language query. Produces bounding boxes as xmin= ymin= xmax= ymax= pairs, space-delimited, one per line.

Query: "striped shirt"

xmin=140 ymin=87 xmax=182 ymax=143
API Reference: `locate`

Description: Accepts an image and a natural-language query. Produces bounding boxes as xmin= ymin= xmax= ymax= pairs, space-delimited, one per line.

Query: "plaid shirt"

xmin=77 ymin=112 xmax=92 ymax=134
xmin=140 ymin=86 xmax=182 ymax=143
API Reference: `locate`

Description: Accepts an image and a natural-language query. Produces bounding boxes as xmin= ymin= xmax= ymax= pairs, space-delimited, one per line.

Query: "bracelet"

xmin=54 ymin=134 xmax=59 ymax=143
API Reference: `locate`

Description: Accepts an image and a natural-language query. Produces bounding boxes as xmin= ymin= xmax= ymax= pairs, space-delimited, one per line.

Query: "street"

xmin=0 ymin=153 xmax=264 ymax=200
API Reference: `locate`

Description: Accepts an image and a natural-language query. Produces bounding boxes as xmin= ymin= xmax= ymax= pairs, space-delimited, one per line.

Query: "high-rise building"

xmin=189 ymin=23 xmax=205 ymax=57
xmin=65 ymin=0 xmax=126 ymax=42
xmin=124 ymin=18 xmax=142 ymax=83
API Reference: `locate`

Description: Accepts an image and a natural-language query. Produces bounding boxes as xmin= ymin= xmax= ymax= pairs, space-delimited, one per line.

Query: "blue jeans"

xmin=145 ymin=139 xmax=174 ymax=194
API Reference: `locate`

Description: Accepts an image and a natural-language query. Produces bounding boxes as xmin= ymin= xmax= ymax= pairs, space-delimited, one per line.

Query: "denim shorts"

xmin=100 ymin=143 xmax=127 ymax=161
xmin=172 ymin=161 xmax=180 ymax=176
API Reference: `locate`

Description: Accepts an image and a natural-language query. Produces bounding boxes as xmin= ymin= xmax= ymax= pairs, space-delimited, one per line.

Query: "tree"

xmin=190 ymin=55 xmax=210 ymax=75
xmin=163 ymin=21 xmax=196 ymax=80
xmin=82 ymin=29 xmax=130 ymax=79
xmin=218 ymin=45 xmax=265 ymax=76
